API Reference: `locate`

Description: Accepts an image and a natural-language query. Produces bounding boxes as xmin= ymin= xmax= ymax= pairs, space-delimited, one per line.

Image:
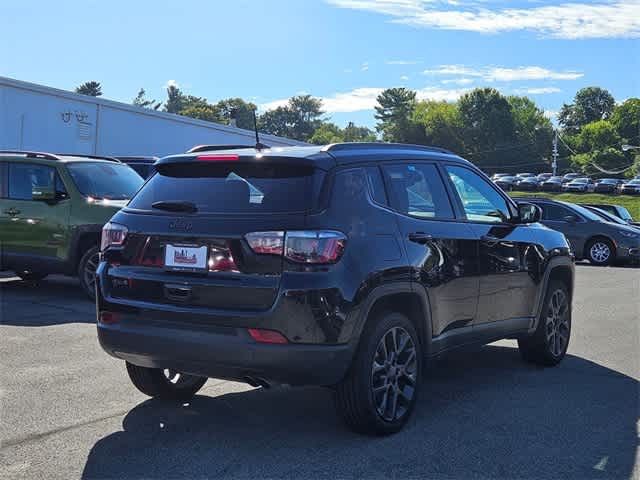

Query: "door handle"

xmin=408 ymin=232 xmax=434 ymax=244
xmin=3 ymin=208 xmax=21 ymax=216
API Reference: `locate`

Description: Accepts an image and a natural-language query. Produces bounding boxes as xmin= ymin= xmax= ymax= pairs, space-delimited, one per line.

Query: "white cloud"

xmin=361 ymin=62 xmax=370 ymax=71
xmin=441 ymin=78 xmax=475 ymax=86
xmin=386 ymin=59 xmax=422 ymax=65
xmin=514 ymin=87 xmax=562 ymax=95
xmin=400 ymin=75 xmax=410 ymax=81
xmin=326 ymin=0 xmax=640 ymax=39
xmin=261 ymin=85 xmax=470 ymax=114
xmin=165 ymin=79 xmax=179 ymax=88
xmin=424 ymin=65 xmax=583 ymax=82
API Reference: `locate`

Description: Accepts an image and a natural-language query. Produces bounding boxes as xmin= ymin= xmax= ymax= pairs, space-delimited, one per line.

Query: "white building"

xmin=0 ymin=76 xmax=305 ymax=157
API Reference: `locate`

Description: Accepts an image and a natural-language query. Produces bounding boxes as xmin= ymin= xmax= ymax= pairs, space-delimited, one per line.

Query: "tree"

xmin=374 ymin=88 xmax=417 ymax=142
xmin=259 ymin=95 xmax=324 ymax=141
xmin=343 ymin=122 xmax=376 ymax=142
xmin=458 ymin=88 xmax=517 ymax=169
xmin=215 ymin=98 xmax=257 ymax=130
xmin=412 ymin=101 xmax=464 ymax=152
xmin=508 ymin=95 xmax=554 ymax=169
xmin=559 ymin=87 xmax=615 ymax=134
xmin=164 ymin=85 xmax=185 ymax=114
xmin=611 ymin=98 xmax=640 ymax=145
xmin=132 ymin=88 xmax=161 ymax=110
xmin=75 ymin=81 xmax=102 ymax=97
xmin=310 ymin=123 xmax=344 ymax=145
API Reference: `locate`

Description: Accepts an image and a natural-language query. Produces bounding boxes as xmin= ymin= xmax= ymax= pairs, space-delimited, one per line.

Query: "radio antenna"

xmin=252 ymin=109 xmax=267 ymax=151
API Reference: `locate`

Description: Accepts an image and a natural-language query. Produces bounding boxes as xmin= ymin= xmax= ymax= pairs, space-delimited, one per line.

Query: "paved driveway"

xmin=0 ymin=266 xmax=638 ymax=479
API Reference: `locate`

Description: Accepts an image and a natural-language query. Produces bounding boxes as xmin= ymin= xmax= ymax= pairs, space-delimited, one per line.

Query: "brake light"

xmin=101 ymin=222 xmax=128 ymax=251
xmin=197 ymin=154 xmax=239 ymax=161
xmin=245 ymin=231 xmax=284 ymax=255
xmin=245 ymin=230 xmax=346 ymax=264
xmin=248 ymin=328 xmax=288 ymax=344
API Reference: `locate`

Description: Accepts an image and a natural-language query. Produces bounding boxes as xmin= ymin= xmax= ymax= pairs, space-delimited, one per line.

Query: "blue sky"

xmin=1 ymin=0 xmax=638 ymax=128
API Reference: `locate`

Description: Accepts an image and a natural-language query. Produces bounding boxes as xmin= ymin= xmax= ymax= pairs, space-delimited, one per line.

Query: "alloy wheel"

xmin=545 ymin=289 xmax=570 ymax=357
xmin=83 ymin=252 xmax=99 ymax=291
xmin=371 ymin=327 xmax=417 ymax=422
xmin=590 ymin=242 xmax=611 ymax=263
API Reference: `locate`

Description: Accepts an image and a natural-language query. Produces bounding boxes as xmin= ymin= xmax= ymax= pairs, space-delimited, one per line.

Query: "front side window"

xmin=382 ymin=163 xmax=454 ymax=219
xmin=541 ymin=203 xmax=574 ymax=221
xmin=445 ymin=165 xmax=511 ymax=223
xmin=8 ymin=163 xmax=55 ymax=201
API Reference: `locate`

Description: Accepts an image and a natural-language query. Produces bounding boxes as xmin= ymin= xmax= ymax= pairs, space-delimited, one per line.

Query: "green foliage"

xmin=75 ymin=81 xmax=102 ymax=97
xmin=132 ymin=88 xmax=161 ymax=110
xmin=215 ymin=98 xmax=257 ymax=130
xmin=343 ymin=122 xmax=376 ymax=142
xmin=259 ymin=95 xmax=324 ymax=141
xmin=309 ymin=121 xmax=376 ymax=145
xmin=559 ymin=87 xmax=615 ymax=134
xmin=611 ymin=98 xmax=640 ymax=145
xmin=164 ymin=85 xmax=184 ymax=114
xmin=374 ymin=88 xmax=419 ymax=142
xmin=412 ymin=100 xmax=463 ymax=152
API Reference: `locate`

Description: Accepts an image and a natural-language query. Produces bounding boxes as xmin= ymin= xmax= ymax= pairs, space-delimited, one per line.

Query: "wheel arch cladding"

xmin=548 ymin=265 xmax=574 ymax=300
xmin=361 ymin=290 xmax=432 ymax=355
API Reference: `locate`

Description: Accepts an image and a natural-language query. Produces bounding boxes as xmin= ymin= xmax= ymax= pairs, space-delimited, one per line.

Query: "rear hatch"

xmin=104 ymin=156 xmax=327 ymax=311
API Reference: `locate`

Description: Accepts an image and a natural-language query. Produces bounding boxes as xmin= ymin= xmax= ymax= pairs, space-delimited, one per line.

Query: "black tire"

xmin=78 ymin=245 xmax=100 ymax=300
xmin=16 ymin=271 xmax=48 ymax=282
xmin=335 ymin=312 xmax=422 ymax=435
xmin=518 ymin=280 xmax=571 ymax=366
xmin=126 ymin=362 xmax=207 ymax=400
xmin=585 ymin=238 xmax=614 ymax=266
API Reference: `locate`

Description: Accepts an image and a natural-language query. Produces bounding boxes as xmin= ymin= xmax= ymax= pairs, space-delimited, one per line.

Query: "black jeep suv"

xmin=97 ymin=143 xmax=574 ymax=435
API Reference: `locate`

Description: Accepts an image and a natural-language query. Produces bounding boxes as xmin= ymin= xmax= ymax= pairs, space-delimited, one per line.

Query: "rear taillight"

xmin=100 ymin=222 xmax=128 ymax=251
xmin=245 ymin=230 xmax=346 ymax=265
xmin=245 ymin=231 xmax=285 ymax=255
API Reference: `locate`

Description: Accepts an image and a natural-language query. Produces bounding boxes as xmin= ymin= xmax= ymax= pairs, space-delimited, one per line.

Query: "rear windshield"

xmin=67 ymin=162 xmax=144 ymax=200
xmin=128 ymin=162 xmax=323 ymax=214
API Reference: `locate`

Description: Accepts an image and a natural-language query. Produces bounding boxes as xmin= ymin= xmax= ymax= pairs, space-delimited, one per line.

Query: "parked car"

xmin=515 ymin=176 xmax=540 ymax=191
xmin=518 ymin=198 xmax=640 ymax=265
xmin=582 ymin=206 xmax=640 ymax=232
xmin=584 ymin=203 xmax=639 ymax=227
xmin=494 ymin=175 xmax=518 ymax=191
xmin=491 ymin=173 xmax=510 ymax=181
xmin=620 ymin=179 xmax=640 ymax=195
xmin=562 ymin=178 xmax=594 ymax=193
xmin=537 ymin=173 xmax=553 ymax=181
xmin=116 ymin=156 xmax=158 ymax=179
xmin=540 ymin=176 xmax=564 ymax=192
xmin=97 ymin=142 xmax=575 ymax=435
xmin=0 ymin=150 xmax=144 ymax=297
xmin=562 ymin=173 xmax=582 ymax=184
xmin=593 ymin=178 xmax=624 ymax=194
xmin=516 ymin=172 xmax=536 ymax=178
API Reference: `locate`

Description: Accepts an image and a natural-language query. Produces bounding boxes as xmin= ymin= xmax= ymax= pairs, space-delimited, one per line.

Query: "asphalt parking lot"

xmin=0 ymin=265 xmax=638 ymax=480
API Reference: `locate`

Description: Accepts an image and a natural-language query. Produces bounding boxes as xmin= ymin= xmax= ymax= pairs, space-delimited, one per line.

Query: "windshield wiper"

xmin=151 ymin=201 xmax=198 ymax=213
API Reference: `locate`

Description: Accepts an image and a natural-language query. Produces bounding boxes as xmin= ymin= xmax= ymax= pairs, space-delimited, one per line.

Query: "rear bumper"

xmin=98 ymin=318 xmax=353 ymax=386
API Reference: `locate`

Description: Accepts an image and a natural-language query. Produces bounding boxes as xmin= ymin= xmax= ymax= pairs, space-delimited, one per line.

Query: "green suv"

xmin=0 ymin=151 xmax=144 ymax=298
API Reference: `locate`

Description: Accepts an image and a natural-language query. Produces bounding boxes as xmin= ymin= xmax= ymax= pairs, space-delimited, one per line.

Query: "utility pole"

xmin=552 ymin=129 xmax=559 ymax=176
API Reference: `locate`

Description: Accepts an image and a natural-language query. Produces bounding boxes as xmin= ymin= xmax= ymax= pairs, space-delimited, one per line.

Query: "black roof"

xmin=157 ymin=142 xmax=464 ymax=170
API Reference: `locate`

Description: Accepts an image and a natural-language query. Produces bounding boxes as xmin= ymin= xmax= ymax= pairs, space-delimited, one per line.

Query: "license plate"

xmin=164 ymin=244 xmax=208 ymax=272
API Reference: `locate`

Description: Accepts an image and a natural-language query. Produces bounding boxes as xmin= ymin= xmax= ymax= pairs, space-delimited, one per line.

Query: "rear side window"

xmin=129 ymin=163 xmax=324 ymax=214
xmin=366 ymin=167 xmax=388 ymax=205
xmin=382 ymin=163 xmax=454 ymax=219
xmin=8 ymin=163 xmax=56 ymax=201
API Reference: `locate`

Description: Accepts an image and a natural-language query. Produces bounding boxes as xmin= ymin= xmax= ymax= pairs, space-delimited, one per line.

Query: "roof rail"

xmin=0 ymin=150 xmax=61 ymax=161
xmin=324 ymin=142 xmax=454 ymax=155
xmin=57 ymin=153 xmax=121 ymax=163
xmin=187 ymin=144 xmax=265 ymax=154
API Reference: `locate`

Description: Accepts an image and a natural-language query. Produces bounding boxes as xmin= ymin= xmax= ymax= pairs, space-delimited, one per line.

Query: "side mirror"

xmin=518 ymin=203 xmax=541 ymax=224
xmin=32 ymin=185 xmax=56 ymax=203
xmin=563 ymin=214 xmax=578 ymax=224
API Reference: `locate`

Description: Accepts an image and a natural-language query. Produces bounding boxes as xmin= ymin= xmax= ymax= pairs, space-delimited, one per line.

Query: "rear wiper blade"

xmin=151 ymin=201 xmax=198 ymax=213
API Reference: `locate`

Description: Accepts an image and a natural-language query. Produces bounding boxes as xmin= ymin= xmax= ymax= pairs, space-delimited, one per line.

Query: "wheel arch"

xmin=351 ymin=283 xmax=433 ymax=357
xmin=68 ymin=225 xmax=102 ymax=271
xmin=530 ymin=256 xmax=575 ymax=334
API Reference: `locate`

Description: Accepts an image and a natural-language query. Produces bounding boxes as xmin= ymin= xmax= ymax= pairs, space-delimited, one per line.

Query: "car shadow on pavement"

xmin=81 ymin=345 xmax=638 ymax=479
xmin=0 ymin=276 xmax=94 ymax=326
